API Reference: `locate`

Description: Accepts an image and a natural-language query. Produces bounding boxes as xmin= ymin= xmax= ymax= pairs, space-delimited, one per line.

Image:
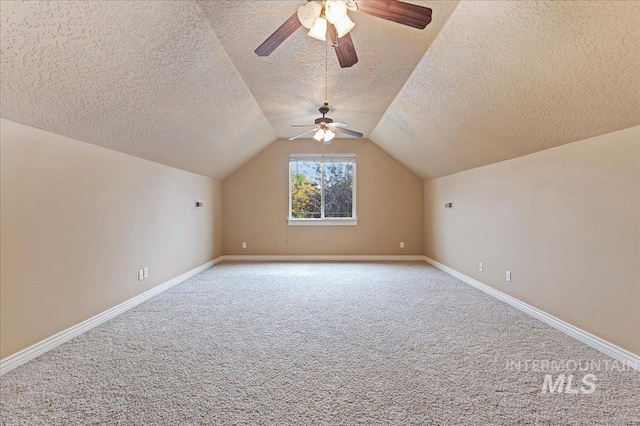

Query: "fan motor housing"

xmin=315 ymin=117 xmax=333 ymax=125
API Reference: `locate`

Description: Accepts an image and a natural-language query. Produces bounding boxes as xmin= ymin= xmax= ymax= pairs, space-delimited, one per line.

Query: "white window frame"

xmin=288 ymin=153 xmax=357 ymax=226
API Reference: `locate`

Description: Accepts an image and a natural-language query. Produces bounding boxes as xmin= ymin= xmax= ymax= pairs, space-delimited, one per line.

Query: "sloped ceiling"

xmin=0 ymin=1 xmax=275 ymax=180
xmin=370 ymin=0 xmax=640 ymax=179
xmin=197 ymin=1 xmax=458 ymax=139
xmin=1 ymin=1 xmax=638 ymax=181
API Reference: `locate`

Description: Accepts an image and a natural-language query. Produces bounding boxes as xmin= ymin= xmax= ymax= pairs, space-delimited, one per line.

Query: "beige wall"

xmin=0 ymin=119 xmax=222 ymax=358
xmin=424 ymin=126 xmax=640 ymax=355
xmin=223 ymin=139 xmax=423 ymax=255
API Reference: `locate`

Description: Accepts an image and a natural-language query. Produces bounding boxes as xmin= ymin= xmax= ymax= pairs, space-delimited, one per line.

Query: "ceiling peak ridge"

xmin=369 ymin=1 xmax=462 ymax=142
xmin=191 ymin=0 xmax=277 ymax=140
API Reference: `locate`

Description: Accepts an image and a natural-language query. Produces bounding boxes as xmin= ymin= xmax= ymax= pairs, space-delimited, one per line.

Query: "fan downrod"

xmin=320 ymin=100 xmax=330 ymax=115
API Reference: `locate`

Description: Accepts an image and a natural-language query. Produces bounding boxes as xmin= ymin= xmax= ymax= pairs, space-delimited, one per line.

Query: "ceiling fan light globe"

xmin=307 ymin=16 xmax=327 ymax=41
xmin=325 ymin=1 xmax=348 ymax=24
xmin=323 ymin=129 xmax=336 ymax=142
xmin=297 ymin=1 xmax=322 ymax=29
xmin=334 ymin=15 xmax=355 ymax=38
xmin=313 ymin=129 xmax=325 ymax=141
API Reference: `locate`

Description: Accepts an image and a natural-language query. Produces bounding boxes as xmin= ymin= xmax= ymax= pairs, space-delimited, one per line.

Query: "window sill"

xmin=288 ymin=218 xmax=358 ymax=226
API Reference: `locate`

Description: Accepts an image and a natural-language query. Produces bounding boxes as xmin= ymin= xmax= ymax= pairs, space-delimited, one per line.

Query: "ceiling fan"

xmin=289 ymin=102 xmax=363 ymax=144
xmin=255 ymin=0 xmax=433 ymax=68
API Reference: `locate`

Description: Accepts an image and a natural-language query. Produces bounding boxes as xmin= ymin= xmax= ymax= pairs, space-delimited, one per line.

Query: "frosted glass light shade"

xmin=334 ymin=15 xmax=355 ymax=38
xmin=308 ymin=16 xmax=327 ymax=41
xmin=325 ymin=1 xmax=348 ymax=24
xmin=297 ymin=1 xmax=322 ymax=29
xmin=313 ymin=129 xmax=325 ymax=141
xmin=323 ymin=129 xmax=335 ymax=142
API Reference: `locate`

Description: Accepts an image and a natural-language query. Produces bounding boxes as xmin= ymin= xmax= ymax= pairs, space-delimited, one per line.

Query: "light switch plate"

xmin=143 ymin=267 xmax=149 ymax=278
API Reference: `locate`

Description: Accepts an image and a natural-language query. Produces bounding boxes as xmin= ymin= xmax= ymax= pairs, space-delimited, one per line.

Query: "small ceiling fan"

xmin=289 ymin=102 xmax=363 ymax=144
xmin=255 ymin=0 xmax=433 ymax=68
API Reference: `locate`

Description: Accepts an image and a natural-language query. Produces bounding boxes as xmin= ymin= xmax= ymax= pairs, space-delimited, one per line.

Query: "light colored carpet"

xmin=1 ymin=262 xmax=638 ymax=425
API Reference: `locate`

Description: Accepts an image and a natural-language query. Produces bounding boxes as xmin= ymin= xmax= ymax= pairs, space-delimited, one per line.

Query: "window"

xmin=289 ymin=154 xmax=356 ymax=225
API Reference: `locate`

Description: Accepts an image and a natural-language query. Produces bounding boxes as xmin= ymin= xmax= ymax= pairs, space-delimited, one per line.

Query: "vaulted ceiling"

xmin=1 ymin=1 xmax=638 ymax=180
xmin=197 ymin=1 xmax=458 ymax=139
xmin=371 ymin=1 xmax=640 ymax=178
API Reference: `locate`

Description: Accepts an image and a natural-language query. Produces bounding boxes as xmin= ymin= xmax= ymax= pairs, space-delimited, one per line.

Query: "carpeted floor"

xmin=1 ymin=262 xmax=638 ymax=425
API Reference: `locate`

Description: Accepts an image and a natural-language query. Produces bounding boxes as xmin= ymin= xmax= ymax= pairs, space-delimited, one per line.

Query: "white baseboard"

xmin=0 ymin=257 xmax=224 ymax=376
xmin=423 ymin=256 xmax=640 ymax=371
xmin=221 ymin=255 xmax=426 ymax=262
xmin=5 ymin=255 xmax=636 ymax=374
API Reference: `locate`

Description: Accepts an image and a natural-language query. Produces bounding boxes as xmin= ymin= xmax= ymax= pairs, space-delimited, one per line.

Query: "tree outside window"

xmin=289 ymin=155 xmax=355 ymax=222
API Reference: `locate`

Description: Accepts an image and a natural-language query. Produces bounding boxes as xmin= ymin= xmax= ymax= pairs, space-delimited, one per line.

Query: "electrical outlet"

xmin=143 ymin=267 xmax=149 ymax=278
xmin=242 ymin=242 xmax=247 ymax=249
xmin=479 ymin=262 xmax=483 ymax=272
xmin=506 ymin=271 xmax=511 ymax=282
xmin=138 ymin=270 xmax=144 ymax=281
xmin=195 ymin=201 xmax=204 ymax=208
xmin=400 ymin=242 xmax=405 ymax=249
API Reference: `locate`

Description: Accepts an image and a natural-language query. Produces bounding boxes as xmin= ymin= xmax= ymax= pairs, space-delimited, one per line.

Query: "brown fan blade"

xmin=255 ymin=13 xmax=302 ymax=57
xmin=356 ymin=0 xmax=432 ymax=29
xmin=334 ymin=127 xmax=363 ymax=138
xmin=328 ymin=24 xmax=358 ymax=68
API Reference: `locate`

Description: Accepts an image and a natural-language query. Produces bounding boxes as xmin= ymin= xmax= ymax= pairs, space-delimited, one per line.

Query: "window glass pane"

xmin=290 ymin=160 xmax=321 ymax=218
xmin=323 ymin=162 xmax=353 ymax=218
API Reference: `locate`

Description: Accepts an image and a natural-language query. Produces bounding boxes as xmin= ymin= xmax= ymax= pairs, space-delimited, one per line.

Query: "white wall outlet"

xmin=138 ymin=269 xmax=144 ymax=281
xmin=506 ymin=271 xmax=511 ymax=282
xmin=242 ymin=242 xmax=247 ymax=249
xmin=143 ymin=267 xmax=149 ymax=278
xmin=479 ymin=262 xmax=483 ymax=272
xmin=400 ymin=242 xmax=405 ymax=249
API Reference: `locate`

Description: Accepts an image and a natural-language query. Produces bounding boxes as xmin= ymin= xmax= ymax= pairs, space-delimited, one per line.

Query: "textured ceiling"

xmin=0 ymin=1 xmax=275 ymax=179
xmin=1 ymin=1 xmax=638 ymax=181
xmin=197 ymin=1 xmax=458 ymax=139
xmin=370 ymin=0 xmax=640 ymax=179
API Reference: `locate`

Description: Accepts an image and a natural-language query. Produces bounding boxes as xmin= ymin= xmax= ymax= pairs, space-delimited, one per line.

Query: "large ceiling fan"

xmin=289 ymin=102 xmax=363 ymax=144
xmin=255 ymin=0 xmax=433 ymax=68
